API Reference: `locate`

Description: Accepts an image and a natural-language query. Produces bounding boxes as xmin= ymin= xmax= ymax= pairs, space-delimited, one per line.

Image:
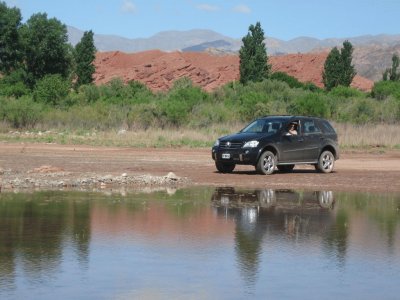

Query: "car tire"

xmin=256 ymin=151 xmax=276 ymax=175
xmin=215 ymin=162 xmax=235 ymax=173
xmin=277 ymin=164 xmax=295 ymax=172
xmin=316 ymin=151 xmax=335 ymax=173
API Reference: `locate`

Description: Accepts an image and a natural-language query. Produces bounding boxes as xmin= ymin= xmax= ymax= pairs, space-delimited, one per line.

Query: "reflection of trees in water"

xmin=322 ymin=209 xmax=349 ymax=267
xmin=0 ymin=192 xmax=91 ymax=285
xmin=233 ymin=207 xmax=264 ymax=288
xmin=72 ymin=200 xmax=91 ymax=266
xmin=212 ymin=188 xmax=337 ymax=288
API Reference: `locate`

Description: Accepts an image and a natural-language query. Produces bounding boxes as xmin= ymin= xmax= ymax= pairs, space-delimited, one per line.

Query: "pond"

xmin=0 ymin=187 xmax=399 ymax=299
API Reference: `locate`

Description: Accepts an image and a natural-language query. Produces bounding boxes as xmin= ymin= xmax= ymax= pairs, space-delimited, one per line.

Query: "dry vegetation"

xmin=1 ymin=122 xmax=399 ymax=150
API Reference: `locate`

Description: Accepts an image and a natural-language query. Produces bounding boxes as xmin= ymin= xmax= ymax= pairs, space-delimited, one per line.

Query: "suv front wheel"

xmin=215 ymin=162 xmax=235 ymax=173
xmin=316 ymin=150 xmax=335 ymax=173
xmin=256 ymin=151 xmax=276 ymax=175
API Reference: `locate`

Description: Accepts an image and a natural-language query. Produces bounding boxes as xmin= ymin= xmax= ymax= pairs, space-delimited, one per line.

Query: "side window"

xmin=319 ymin=120 xmax=336 ymax=134
xmin=265 ymin=122 xmax=282 ymax=133
xmin=303 ymin=120 xmax=321 ymax=134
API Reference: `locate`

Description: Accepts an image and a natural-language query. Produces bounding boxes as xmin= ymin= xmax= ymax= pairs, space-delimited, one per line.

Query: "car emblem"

xmin=226 ymin=142 xmax=231 ymax=147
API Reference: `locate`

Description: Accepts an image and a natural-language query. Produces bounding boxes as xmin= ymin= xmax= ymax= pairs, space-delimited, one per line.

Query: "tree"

xmin=0 ymin=1 xmax=22 ymax=74
xmin=322 ymin=47 xmax=342 ymax=91
xmin=340 ymin=41 xmax=356 ymax=86
xmin=74 ymin=30 xmax=96 ymax=88
xmin=323 ymin=40 xmax=356 ymax=90
xmin=383 ymin=53 xmax=400 ymax=81
xmin=19 ymin=13 xmax=72 ymax=85
xmin=239 ymin=22 xmax=270 ymax=84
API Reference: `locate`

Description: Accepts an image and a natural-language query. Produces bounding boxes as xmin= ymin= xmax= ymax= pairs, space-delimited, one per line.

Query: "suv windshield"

xmin=241 ymin=119 xmax=283 ymax=134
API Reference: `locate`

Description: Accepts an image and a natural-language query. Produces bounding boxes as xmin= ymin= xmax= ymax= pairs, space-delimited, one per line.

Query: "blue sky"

xmin=4 ymin=0 xmax=399 ymax=40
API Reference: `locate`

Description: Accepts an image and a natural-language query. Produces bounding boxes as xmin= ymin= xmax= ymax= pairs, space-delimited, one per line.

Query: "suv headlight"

xmin=243 ymin=140 xmax=259 ymax=148
xmin=214 ymin=139 xmax=220 ymax=147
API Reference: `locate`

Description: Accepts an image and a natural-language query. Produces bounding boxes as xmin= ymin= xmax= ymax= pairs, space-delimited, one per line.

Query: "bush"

xmin=271 ymin=72 xmax=304 ymax=88
xmin=329 ymin=86 xmax=364 ymax=98
xmin=0 ymin=69 xmax=30 ymax=98
xmin=336 ymin=98 xmax=377 ymax=124
xmin=288 ymin=93 xmax=329 ymax=118
xmin=78 ymin=84 xmax=100 ymax=103
xmin=159 ymin=78 xmax=209 ymax=126
xmin=189 ymin=102 xmax=234 ymax=128
xmin=96 ymin=78 xmax=127 ymax=102
xmin=371 ymin=81 xmax=400 ymax=100
xmin=33 ymin=74 xmax=70 ymax=105
xmin=238 ymin=91 xmax=271 ymax=121
xmin=0 ymin=96 xmax=44 ymax=128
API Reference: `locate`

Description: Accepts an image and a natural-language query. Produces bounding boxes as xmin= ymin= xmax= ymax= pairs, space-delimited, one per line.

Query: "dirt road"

xmin=1 ymin=142 xmax=400 ymax=193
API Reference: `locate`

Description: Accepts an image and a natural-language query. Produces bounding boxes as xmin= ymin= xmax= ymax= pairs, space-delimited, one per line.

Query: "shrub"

xmin=371 ymin=81 xmax=400 ymax=100
xmin=336 ymin=98 xmax=377 ymax=124
xmin=329 ymin=86 xmax=364 ymax=98
xmin=78 ymin=84 xmax=100 ymax=103
xmin=99 ymin=77 xmax=126 ymax=100
xmin=33 ymin=74 xmax=70 ymax=105
xmin=189 ymin=102 xmax=234 ymax=128
xmin=288 ymin=93 xmax=329 ymax=118
xmin=238 ymin=91 xmax=271 ymax=121
xmin=270 ymin=72 xmax=304 ymax=89
xmin=0 ymin=69 xmax=30 ymax=98
xmin=159 ymin=78 xmax=209 ymax=126
xmin=0 ymin=96 xmax=44 ymax=128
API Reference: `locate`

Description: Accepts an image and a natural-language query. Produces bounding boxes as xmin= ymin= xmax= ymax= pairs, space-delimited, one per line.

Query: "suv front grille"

xmin=219 ymin=141 xmax=243 ymax=149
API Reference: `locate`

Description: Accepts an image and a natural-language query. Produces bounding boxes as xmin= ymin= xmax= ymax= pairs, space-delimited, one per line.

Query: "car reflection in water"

xmin=211 ymin=187 xmax=336 ymax=287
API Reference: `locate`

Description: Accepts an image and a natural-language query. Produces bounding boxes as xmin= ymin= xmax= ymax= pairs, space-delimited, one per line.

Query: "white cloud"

xmin=232 ymin=4 xmax=251 ymax=14
xmin=121 ymin=0 xmax=136 ymax=14
xmin=196 ymin=3 xmax=219 ymax=12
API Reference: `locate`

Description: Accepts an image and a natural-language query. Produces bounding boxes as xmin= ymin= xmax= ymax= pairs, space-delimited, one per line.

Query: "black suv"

xmin=211 ymin=115 xmax=339 ymax=175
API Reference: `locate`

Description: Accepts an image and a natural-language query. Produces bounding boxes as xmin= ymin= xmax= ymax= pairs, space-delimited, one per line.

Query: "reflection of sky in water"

xmin=0 ymin=188 xmax=399 ymax=299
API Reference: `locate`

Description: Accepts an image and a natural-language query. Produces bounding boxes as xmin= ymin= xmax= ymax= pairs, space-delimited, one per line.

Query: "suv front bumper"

xmin=211 ymin=147 xmax=259 ymax=165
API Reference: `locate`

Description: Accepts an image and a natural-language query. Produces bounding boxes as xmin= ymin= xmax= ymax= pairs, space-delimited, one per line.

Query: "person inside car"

xmin=287 ymin=122 xmax=298 ymax=135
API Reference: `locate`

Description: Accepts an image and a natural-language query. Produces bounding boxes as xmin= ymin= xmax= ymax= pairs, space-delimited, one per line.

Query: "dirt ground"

xmin=1 ymin=142 xmax=400 ymax=193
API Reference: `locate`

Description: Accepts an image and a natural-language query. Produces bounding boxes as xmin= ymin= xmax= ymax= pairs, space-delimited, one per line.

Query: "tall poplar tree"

xmin=239 ymin=22 xmax=270 ymax=84
xmin=322 ymin=47 xmax=342 ymax=91
xmin=340 ymin=40 xmax=356 ymax=87
xmin=74 ymin=30 xmax=96 ymax=87
xmin=323 ymin=40 xmax=356 ymax=90
xmin=382 ymin=53 xmax=400 ymax=81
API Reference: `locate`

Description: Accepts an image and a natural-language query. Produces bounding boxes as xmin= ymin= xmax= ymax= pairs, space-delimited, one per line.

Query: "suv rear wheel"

xmin=316 ymin=151 xmax=335 ymax=173
xmin=215 ymin=162 xmax=235 ymax=173
xmin=256 ymin=151 xmax=276 ymax=175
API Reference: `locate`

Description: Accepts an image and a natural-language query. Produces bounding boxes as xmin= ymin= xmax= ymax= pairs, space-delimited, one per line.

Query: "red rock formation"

xmin=94 ymin=50 xmax=374 ymax=92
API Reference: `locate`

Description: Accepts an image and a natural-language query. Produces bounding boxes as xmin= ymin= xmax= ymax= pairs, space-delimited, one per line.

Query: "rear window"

xmin=319 ymin=120 xmax=336 ymax=134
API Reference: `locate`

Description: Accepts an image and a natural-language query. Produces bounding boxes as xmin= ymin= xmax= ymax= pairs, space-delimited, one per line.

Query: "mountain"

xmin=67 ymin=26 xmax=239 ymax=52
xmin=67 ymin=26 xmax=400 ymax=81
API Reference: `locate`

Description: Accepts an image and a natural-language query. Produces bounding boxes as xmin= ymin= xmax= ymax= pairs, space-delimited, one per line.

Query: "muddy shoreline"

xmin=1 ymin=142 xmax=400 ymax=193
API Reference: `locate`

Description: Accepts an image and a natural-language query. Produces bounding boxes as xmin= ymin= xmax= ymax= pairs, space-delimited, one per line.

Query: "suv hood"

xmin=219 ymin=132 xmax=264 ymax=143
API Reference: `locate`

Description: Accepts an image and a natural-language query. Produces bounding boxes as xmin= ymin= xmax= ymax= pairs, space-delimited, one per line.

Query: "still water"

xmin=0 ymin=187 xmax=399 ymax=300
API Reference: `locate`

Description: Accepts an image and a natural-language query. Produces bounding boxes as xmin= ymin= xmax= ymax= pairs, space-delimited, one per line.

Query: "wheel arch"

xmin=320 ymin=145 xmax=338 ymax=159
xmin=257 ymin=145 xmax=279 ymax=162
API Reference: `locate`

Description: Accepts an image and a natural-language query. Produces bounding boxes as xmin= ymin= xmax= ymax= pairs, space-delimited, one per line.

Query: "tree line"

xmin=0 ymin=1 xmax=96 ymax=91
